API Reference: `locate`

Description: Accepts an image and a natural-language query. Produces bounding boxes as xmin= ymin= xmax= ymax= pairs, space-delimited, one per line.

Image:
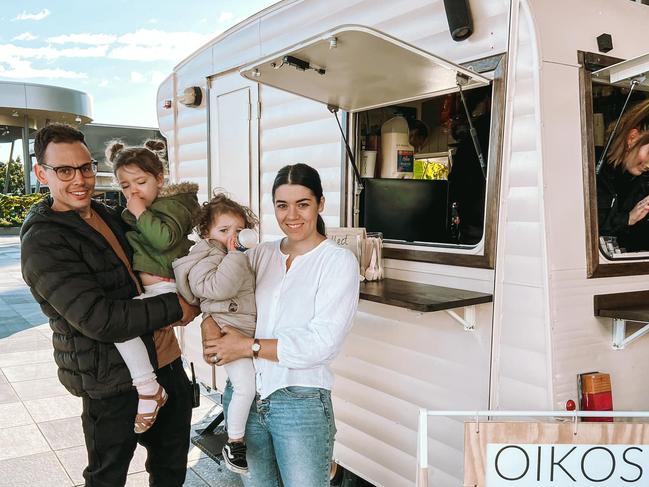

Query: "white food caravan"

xmin=157 ymin=0 xmax=649 ymax=485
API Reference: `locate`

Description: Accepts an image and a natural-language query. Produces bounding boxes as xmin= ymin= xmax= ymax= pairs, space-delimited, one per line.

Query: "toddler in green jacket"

xmin=107 ymin=139 xmax=199 ymax=433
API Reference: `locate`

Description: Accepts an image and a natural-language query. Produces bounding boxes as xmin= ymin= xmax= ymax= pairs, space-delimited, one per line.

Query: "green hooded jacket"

xmin=122 ymin=182 xmax=199 ymax=278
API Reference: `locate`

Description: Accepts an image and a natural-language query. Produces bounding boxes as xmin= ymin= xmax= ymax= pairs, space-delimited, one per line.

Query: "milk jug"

xmin=380 ymin=116 xmax=414 ymax=178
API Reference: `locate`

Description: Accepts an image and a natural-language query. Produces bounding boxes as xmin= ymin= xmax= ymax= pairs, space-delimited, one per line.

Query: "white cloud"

xmin=0 ymin=44 xmax=109 ymax=60
xmin=130 ymin=71 xmax=145 ymax=83
xmin=47 ymin=33 xmax=117 ymax=45
xmin=12 ymin=9 xmax=50 ymax=21
xmin=218 ymin=12 xmax=234 ymax=23
xmin=151 ymin=71 xmax=166 ymax=85
xmin=0 ymin=57 xmax=86 ymax=79
xmin=12 ymin=32 xmax=37 ymax=41
xmin=147 ymin=18 xmax=158 ymax=24
xmin=108 ymin=29 xmax=217 ymax=62
xmin=99 ymin=80 xmax=109 ymax=87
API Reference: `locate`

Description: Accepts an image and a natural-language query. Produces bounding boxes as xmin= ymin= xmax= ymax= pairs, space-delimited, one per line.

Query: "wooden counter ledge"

xmin=359 ymin=278 xmax=493 ymax=313
xmin=594 ymin=290 xmax=649 ymax=322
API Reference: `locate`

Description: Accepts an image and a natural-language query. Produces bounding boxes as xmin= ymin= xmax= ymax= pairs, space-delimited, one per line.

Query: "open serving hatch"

xmin=592 ymin=51 xmax=649 ymax=91
xmin=240 ymin=25 xmax=490 ymax=112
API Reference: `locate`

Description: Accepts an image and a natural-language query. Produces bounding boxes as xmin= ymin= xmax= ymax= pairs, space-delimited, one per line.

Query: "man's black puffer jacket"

xmin=20 ymin=197 xmax=182 ymax=399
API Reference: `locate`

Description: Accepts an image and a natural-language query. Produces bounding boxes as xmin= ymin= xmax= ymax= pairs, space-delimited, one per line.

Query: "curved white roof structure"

xmin=0 ymin=81 xmax=93 ymax=193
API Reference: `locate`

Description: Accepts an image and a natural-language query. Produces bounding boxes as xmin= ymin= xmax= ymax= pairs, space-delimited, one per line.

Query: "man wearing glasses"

xmin=20 ymin=123 xmax=198 ymax=487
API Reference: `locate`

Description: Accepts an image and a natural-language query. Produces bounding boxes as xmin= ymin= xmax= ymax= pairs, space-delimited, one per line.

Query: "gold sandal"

xmin=134 ymin=385 xmax=168 ymax=434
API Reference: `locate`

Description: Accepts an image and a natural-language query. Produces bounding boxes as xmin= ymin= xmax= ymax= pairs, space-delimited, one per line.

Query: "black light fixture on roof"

xmin=443 ymin=0 xmax=474 ymax=42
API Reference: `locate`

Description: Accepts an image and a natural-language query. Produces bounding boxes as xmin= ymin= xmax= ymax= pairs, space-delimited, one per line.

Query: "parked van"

xmin=157 ymin=1 xmax=649 ymax=485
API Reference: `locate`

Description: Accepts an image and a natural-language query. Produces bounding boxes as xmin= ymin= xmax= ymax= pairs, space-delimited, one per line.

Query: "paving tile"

xmin=0 ymin=383 xmax=19 ymax=404
xmin=0 ymin=348 xmax=54 ymax=367
xmin=57 ymin=444 xmax=147 ymax=486
xmin=0 ymin=451 xmax=73 ymax=487
xmin=123 ymin=469 xmax=209 ymax=487
xmin=2 ymin=361 xmax=58 ymax=382
xmin=54 ymin=446 xmax=87 ymax=486
xmin=23 ymin=394 xmax=82 ymax=423
xmin=0 ymin=369 xmax=7 ymax=384
xmin=0 ymin=333 xmax=51 ymax=354
xmin=0 ymin=402 xmax=33 ymax=428
xmin=0 ymin=424 xmax=51 ymax=461
xmin=39 ymin=416 xmax=85 ymax=451
xmin=12 ymin=377 xmax=68 ymax=401
xmin=189 ymin=457 xmax=244 ymax=487
xmin=183 ymin=469 xmax=211 ymax=486
xmin=0 ymin=327 xmax=45 ymax=341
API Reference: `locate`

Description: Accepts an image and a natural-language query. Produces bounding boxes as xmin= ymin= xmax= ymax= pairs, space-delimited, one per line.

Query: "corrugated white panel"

xmin=330 ymin=300 xmax=493 ymax=486
xmin=258 ymin=84 xmax=342 ymax=241
xmin=491 ymin=1 xmax=552 ymax=410
xmin=530 ymin=0 xmax=649 ymax=66
xmin=259 ymin=0 xmax=508 ymax=67
xmin=156 ymin=75 xmax=177 ymax=174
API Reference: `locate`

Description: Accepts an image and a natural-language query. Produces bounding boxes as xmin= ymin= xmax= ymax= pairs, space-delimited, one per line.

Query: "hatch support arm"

xmin=611 ymin=318 xmax=649 ymax=350
xmin=445 ymin=306 xmax=477 ymax=331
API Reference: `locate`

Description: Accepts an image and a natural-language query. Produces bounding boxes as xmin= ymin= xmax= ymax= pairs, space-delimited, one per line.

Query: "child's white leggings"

xmin=115 ymin=281 xmax=178 ymax=386
xmin=224 ymin=357 xmax=256 ymax=439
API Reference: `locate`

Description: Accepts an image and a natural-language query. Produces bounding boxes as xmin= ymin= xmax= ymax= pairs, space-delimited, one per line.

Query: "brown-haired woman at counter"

xmin=597 ymin=99 xmax=649 ymax=252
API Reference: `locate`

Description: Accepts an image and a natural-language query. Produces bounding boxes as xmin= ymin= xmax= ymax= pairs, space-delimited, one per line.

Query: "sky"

xmin=1 ymin=0 xmax=278 ymax=128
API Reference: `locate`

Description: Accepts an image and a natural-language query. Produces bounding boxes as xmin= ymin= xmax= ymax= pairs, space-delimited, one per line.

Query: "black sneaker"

xmin=222 ymin=440 xmax=248 ymax=474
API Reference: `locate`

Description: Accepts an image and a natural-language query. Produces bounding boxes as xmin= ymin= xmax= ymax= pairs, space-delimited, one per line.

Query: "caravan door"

xmin=209 ymin=73 xmax=259 ymax=213
xmin=185 ymin=73 xmax=260 ymax=391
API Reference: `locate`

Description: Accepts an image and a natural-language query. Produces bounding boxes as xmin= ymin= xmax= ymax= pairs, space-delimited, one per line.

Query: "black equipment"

xmin=443 ymin=0 xmax=474 ymax=42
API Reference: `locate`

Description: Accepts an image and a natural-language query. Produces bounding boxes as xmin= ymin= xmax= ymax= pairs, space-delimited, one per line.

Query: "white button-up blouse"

xmin=247 ymin=238 xmax=359 ymax=399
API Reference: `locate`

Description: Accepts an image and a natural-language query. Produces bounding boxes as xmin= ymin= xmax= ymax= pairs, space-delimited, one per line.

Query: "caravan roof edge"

xmin=172 ymin=0 xmax=300 ymax=72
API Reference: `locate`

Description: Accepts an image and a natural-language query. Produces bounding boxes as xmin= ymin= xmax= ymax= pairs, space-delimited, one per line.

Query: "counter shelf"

xmin=594 ymin=290 xmax=649 ymax=349
xmin=359 ymin=277 xmax=493 ymax=330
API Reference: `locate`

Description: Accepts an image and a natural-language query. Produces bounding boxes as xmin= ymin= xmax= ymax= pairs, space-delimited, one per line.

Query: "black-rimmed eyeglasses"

xmin=40 ymin=161 xmax=98 ymax=181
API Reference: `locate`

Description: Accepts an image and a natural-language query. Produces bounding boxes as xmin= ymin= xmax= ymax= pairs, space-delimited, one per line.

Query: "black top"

xmin=20 ymin=198 xmax=182 ymax=399
xmin=597 ymin=162 xmax=649 ymax=252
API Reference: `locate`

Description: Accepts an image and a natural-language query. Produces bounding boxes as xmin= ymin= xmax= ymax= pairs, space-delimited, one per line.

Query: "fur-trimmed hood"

xmin=158 ymin=181 xmax=198 ymax=198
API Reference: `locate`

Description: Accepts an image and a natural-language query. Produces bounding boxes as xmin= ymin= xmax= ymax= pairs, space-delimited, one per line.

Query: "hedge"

xmin=0 ymin=193 xmax=47 ymax=227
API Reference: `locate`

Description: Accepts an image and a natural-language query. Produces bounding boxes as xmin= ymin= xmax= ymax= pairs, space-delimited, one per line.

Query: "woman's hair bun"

xmin=144 ymin=139 xmax=166 ymax=152
xmin=105 ymin=140 xmax=125 ymax=163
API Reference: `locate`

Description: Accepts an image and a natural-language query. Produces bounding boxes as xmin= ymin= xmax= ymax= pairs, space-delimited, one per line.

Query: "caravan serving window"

xmin=580 ymin=51 xmax=649 ymax=277
xmin=241 ymin=26 xmax=505 ymax=268
xmin=355 ymin=84 xmax=493 ymax=245
xmin=351 ymin=58 xmax=505 ymax=268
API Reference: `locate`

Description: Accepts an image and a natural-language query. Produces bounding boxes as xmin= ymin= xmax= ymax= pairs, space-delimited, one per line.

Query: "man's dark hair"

xmin=33 ymin=123 xmax=87 ymax=164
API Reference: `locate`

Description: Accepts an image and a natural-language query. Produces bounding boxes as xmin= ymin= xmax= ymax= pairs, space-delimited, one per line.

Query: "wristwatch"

xmin=251 ymin=339 xmax=261 ymax=359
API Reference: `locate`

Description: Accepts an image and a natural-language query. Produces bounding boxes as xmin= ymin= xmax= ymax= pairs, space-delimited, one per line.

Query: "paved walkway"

xmin=0 ymin=236 xmax=242 ymax=486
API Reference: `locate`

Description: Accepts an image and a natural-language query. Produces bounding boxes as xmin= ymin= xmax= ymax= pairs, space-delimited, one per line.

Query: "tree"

xmin=0 ymin=157 xmax=24 ymax=195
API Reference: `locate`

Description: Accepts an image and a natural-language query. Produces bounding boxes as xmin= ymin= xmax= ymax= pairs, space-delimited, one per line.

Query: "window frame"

xmin=344 ymin=55 xmax=507 ymax=269
xmin=579 ymin=50 xmax=649 ymax=278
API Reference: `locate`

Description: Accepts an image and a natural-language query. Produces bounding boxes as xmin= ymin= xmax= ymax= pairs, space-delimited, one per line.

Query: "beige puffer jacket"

xmin=173 ymin=239 xmax=256 ymax=337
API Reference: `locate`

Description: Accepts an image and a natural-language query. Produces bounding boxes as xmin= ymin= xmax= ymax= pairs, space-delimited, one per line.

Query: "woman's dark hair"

xmin=272 ymin=163 xmax=326 ymax=236
xmin=196 ymin=190 xmax=259 ymax=238
xmin=106 ymin=139 xmax=166 ymax=177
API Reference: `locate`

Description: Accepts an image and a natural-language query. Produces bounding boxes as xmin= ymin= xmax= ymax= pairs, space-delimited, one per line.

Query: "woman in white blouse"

xmin=204 ymin=163 xmax=360 ymax=486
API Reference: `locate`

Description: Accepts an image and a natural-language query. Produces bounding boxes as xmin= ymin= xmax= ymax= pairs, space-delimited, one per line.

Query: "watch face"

xmin=252 ymin=342 xmax=261 ymax=352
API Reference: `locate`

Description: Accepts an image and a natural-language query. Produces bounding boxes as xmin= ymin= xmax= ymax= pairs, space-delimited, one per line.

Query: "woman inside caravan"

xmin=202 ymin=163 xmax=359 ymax=486
xmin=597 ymin=99 xmax=649 ymax=252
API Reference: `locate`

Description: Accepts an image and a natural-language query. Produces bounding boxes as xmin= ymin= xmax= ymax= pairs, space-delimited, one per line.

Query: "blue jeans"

xmin=223 ymin=382 xmax=336 ymax=487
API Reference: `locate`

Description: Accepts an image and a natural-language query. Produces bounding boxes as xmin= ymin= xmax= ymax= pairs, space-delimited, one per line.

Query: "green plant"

xmin=0 ymin=157 xmax=25 ymax=195
xmin=0 ymin=193 xmax=47 ymax=227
